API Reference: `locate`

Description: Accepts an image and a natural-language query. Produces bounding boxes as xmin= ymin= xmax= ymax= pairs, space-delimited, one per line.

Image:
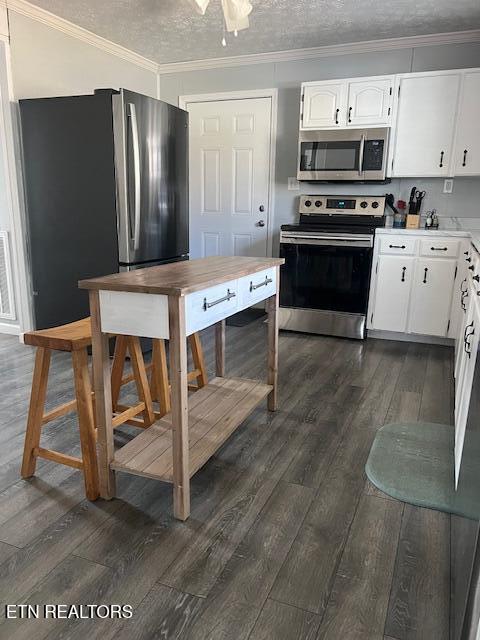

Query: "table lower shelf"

xmin=111 ymin=376 xmax=272 ymax=482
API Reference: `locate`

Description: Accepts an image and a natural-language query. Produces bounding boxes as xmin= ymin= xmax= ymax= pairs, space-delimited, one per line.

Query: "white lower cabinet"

xmin=408 ymin=258 xmax=457 ymax=336
xmin=370 ymin=255 xmax=413 ymax=332
xmin=369 ymin=233 xmax=462 ymax=338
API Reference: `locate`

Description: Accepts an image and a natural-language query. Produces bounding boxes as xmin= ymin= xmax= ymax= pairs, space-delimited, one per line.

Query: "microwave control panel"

xmin=299 ymin=194 xmax=386 ymax=216
xmin=363 ymin=140 xmax=385 ymax=171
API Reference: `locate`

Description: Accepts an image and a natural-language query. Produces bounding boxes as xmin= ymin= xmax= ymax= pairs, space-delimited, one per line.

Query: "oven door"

xmin=297 ymin=129 xmax=388 ymax=181
xmin=279 ymin=233 xmax=374 ymax=315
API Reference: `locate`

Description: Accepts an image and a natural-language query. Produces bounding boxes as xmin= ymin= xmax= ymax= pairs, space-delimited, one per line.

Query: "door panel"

xmin=454 ymin=71 xmax=480 ymax=176
xmin=392 ymin=73 xmax=461 ymax=177
xmin=114 ymin=90 xmax=188 ymax=264
xmin=301 ymin=83 xmax=346 ymax=129
xmin=371 ymin=256 xmax=414 ymax=332
xmin=188 ymin=97 xmax=272 ymax=258
xmin=347 ymin=78 xmax=393 ymax=127
xmin=408 ymin=258 xmax=456 ymax=336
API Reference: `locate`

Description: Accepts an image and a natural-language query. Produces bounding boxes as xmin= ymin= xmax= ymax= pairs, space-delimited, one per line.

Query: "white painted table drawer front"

xmin=420 ymin=239 xmax=459 ymax=258
xmin=238 ymin=268 xmax=277 ymax=310
xmin=380 ymin=237 xmax=416 ymax=255
xmin=185 ymin=278 xmax=238 ymax=335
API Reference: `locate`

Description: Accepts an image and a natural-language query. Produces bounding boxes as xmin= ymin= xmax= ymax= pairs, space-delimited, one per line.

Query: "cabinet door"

xmin=392 ymin=73 xmax=461 ymax=177
xmin=346 ymin=78 xmax=393 ymax=127
xmin=455 ymin=297 xmax=480 ymax=485
xmin=301 ymin=82 xmax=346 ymax=129
xmin=371 ymin=256 xmax=414 ymax=332
xmin=453 ymin=71 xmax=480 ymax=176
xmin=408 ymin=258 xmax=456 ymax=337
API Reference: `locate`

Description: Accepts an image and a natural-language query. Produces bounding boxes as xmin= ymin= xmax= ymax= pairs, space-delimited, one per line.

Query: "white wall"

xmin=159 ymin=41 xmax=480 ymax=253
xmin=8 ymin=11 xmax=158 ymax=99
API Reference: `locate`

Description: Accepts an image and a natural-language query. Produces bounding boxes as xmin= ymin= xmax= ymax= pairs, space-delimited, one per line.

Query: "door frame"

xmin=179 ymin=88 xmax=278 ymax=258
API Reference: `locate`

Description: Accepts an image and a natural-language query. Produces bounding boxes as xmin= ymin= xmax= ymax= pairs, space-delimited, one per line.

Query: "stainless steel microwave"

xmin=297 ymin=127 xmax=390 ymax=182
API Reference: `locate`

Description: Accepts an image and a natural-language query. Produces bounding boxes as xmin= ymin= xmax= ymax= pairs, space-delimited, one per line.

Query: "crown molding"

xmin=158 ymin=29 xmax=480 ymax=74
xmin=6 ymin=0 xmax=158 ymax=72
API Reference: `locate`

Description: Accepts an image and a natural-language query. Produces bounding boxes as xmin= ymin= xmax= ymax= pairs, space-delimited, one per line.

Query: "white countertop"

xmin=376 ymin=217 xmax=480 ymax=252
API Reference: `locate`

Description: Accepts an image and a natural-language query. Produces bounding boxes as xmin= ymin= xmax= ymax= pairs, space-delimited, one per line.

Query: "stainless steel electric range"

xmin=279 ymin=194 xmax=386 ymax=339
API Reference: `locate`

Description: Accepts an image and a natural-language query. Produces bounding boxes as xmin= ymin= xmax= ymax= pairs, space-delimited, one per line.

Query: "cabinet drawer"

xmin=420 ymin=239 xmax=459 ymax=258
xmin=185 ymin=279 xmax=238 ymax=335
xmin=238 ymin=268 xmax=277 ymax=310
xmin=379 ymin=237 xmax=416 ymax=255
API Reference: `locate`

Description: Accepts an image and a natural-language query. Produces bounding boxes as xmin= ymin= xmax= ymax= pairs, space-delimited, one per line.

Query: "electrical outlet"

xmin=288 ymin=177 xmax=300 ymax=191
xmin=443 ymin=179 xmax=454 ymax=194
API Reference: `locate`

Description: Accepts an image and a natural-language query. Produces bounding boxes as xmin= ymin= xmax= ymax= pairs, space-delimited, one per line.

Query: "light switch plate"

xmin=288 ymin=177 xmax=300 ymax=191
xmin=443 ymin=179 xmax=454 ymax=194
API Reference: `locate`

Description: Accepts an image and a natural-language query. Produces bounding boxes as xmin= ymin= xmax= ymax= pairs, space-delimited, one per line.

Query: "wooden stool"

xmin=21 ymin=318 xmax=154 ymax=500
xmin=111 ymin=333 xmax=208 ymax=419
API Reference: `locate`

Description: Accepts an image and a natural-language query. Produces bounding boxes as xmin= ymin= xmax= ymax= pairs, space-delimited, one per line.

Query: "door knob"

xmin=259 ymin=205 xmax=265 ymax=212
xmin=256 ymin=220 xmax=265 ymax=227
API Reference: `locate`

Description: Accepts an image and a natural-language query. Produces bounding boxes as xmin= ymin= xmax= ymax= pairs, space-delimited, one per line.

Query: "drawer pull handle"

xmin=389 ymin=244 xmax=406 ymax=249
xmin=401 ymin=266 xmax=406 ymax=282
xmin=439 ymin=150 xmax=444 ymax=168
xmin=431 ymin=246 xmax=448 ymax=251
xmin=203 ymin=289 xmax=236 ymax=311
xmin=463 ymin=149 xmax=468 ymax=167
xmin=250 ymin=276 xmax=273 ymax=292
xmin=423 ymin=267 xmax=428 ymax=284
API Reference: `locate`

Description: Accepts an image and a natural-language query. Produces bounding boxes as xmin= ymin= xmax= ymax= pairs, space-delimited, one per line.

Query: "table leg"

xmin=169 ymin=295 xmax=190 ymax=520
xmin=89 ymin=290 xmax=116 ymax=499
xmin=215 ymin=319 xmax=226 ymax=377
xmin=266 ymin=279 xmax=279 ymax=411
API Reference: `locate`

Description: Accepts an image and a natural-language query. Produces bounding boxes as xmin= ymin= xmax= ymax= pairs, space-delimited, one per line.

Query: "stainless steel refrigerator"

xmin=20 ymin=88 xmax=188 ymax=329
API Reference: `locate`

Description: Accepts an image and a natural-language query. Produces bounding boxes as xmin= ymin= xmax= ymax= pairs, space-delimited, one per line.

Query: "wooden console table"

xmin=79 ymin=256 xmax=284 ymax=520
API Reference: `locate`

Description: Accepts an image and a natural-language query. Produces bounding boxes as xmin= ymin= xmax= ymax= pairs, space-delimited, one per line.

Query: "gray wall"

xmin=159 ymin=42 xmax=480 ymax=251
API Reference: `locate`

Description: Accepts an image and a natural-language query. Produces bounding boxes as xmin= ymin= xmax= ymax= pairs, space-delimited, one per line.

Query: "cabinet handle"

xmin=431 ymin=246 xmax=448 ymax=251
xmin=469 ymin=265 xmax=475 ymax=271
xmin=203 ymin=289 xmax=236 ymax=310
xmin=250 ymin=276 xmax=273 ymax=292
xmin=423 ymin=267 xmax=428 ymax=284
xmin=464 ymin=251 xmax=470 ymax=255
xmin=466 ymin=256 xmax=472 ymax=262
xmin=439 ymin=150 xmax=444 ymax=167
xmin=348 ymin=106 xmax=352 ymax=123
xmin=389 ymin=244 xmax=406 ymax=249
xmin=401 ymin=266 xmax=406 ymax=282
xmin=461 ymin=277 xmax=468 ymax=293
xmin=474 ymin=275 xmax=480 ymax=282
xmin=465 ymin=322 xmax=475 ymax=357
xmin=463 ymin=149 xmax=468 ymax=167
xmin=335 ymin=108 xmax=340 ymax=125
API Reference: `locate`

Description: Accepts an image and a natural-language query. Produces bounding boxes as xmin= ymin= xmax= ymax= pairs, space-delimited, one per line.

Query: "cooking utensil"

xmin=415 ymin=190 xmax=426 ymax=214
xmin=408 ymin=186 xmax=417 ymax=214
xmin=385 ymin=193 xmax=398 ymax=214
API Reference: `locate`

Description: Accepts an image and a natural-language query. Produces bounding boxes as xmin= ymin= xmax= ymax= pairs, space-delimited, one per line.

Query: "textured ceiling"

xmin=25 ymin=0 xmax=480 ymax=64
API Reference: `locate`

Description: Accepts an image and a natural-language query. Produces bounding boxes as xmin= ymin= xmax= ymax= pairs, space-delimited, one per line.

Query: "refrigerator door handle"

xmin=128 ymin=102 xmax=141 ymax=252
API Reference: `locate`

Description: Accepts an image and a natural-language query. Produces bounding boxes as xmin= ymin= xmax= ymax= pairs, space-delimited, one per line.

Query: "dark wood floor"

xmin=0 ymin=322 xmax=452 ymax=639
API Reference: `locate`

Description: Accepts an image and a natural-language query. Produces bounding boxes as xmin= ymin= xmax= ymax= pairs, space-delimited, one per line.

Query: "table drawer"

xmin=238 ymin=267 xmax=277 ymax=310
xmin=420 ymin=239 xmax=460 ymax=258
xmin=380 ymin=237 xmax=416 ymax=255
xmin=185 ymin=278 xmax=238 ymax=335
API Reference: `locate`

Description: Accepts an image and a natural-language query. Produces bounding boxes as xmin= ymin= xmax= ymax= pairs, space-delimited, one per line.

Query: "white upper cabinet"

xmin=453 ymin=70 xmax=480 ymax=176
xmin=301 ymin=82 xmax=346 ymax=129
xmin=391 ymin=72 xmax=461 ymax=177
xmin=300 ymin=75 xmax=394 ymax=130
xmin=346 ymin=78 xmax=393 ymax=127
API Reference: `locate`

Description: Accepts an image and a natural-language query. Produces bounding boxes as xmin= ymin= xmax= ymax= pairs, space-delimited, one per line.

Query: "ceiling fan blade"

xmin=221 ymin=0 xmax=252 ymax=31
xmin=186 ymin=0 xmax=211 ymax=16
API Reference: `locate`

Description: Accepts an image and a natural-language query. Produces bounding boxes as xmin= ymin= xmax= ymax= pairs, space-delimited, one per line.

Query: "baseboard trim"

xmin=368 ymin=329 xmax=453 ymax=346
xmin=0 ymin=320 xmax=20 ymax=335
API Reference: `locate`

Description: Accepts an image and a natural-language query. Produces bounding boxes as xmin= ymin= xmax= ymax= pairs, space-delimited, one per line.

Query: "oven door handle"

xmin=280 ymin=235 xmax=373 ymax=248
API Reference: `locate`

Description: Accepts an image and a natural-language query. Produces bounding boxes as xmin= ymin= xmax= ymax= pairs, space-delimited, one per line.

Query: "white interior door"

xmin=187 ymin=97 xmax=272 ymax=259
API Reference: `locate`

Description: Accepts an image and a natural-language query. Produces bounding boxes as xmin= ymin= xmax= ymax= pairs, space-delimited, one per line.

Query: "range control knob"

xmin=314 ymin=200 xmax=322 ymax=208
xmin=360 ymin=201 xmax=368 ymax=209
xmin=372 ymin=201 xmax=379 ymax=209
xmin=304 ymin=199 xmax=312 ymax=207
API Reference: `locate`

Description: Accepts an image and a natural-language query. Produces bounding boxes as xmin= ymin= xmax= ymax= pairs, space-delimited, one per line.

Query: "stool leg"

xmin=151 ymin=339 xmax=171 ymax=416
xmin=72 ymin=348 xmax=99 ymax=500
xmin=21 ymin=347 xmax=51 ymax=478
xmin=188 ymin=332 xmax=208 ymax=389
xmin=111 ymin=335 xmax=127 ymax=411
xmin=128 ymin=337 xmax=155 ymax=427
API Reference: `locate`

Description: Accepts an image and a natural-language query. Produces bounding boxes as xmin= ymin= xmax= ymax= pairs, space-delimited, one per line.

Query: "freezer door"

xmin=113 ymin=89 xmax=189 ymax=264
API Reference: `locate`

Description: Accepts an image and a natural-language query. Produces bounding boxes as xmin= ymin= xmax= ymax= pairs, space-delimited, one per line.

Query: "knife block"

xmin=406 ymin=214 xmax=420 ymax=229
